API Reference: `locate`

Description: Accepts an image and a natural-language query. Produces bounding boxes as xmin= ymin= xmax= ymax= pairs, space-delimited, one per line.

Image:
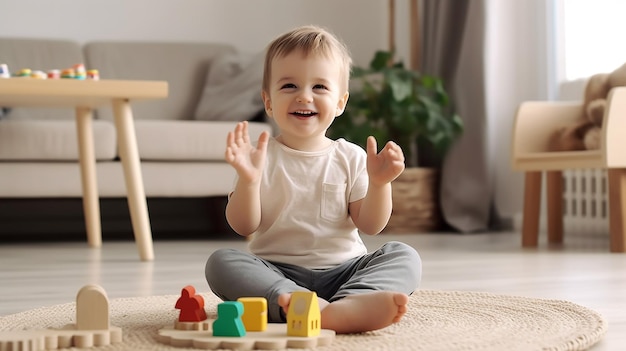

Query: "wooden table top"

xmin=0 ymin=78 xmax=168 ymax=108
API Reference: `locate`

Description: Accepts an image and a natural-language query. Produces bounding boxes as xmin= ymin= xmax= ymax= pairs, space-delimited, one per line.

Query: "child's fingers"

xmin=256 ymin=131 xmax=270 ymax=152
xmin=384 ymin=141 xmax=405 ymax=161
xmin=366 ymin=136 xmax=377 ymax=156
xmin=383 ymin=140 xmax=398 ymax=151
xmin=224 ymin=146 xmax=235 ymax=163
xmin=233 ymin=122 xmax=246 ymax=146
xmin=226 ymin=131 xmax=235 ymax=146
xmin=241 ymin=121 xmax=251 ymax=144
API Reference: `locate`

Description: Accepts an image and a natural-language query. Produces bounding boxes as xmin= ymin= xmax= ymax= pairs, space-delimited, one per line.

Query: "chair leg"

xmin=607 ymin=169 xmax=626 ymax=252
xmin=546 ymin=171 xmax=564 ymax=244
xmin=522 ymin=172 xmax=542 ymax=247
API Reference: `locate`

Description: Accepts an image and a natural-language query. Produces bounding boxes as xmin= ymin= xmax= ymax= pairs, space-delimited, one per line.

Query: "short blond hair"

xmin=262 ymin=25 xmax=352 ymax=93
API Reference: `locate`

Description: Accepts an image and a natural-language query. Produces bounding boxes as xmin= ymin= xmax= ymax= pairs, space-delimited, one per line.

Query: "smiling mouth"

xmin=291 ymin=110 xmax=318 ymax=118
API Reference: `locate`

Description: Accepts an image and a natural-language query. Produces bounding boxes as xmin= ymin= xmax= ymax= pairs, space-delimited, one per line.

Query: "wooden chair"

xmin=511 ymin=87 xmax=626 ymax=252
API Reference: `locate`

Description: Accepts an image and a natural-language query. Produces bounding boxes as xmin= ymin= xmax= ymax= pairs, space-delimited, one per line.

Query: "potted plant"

xmin=329 ymin=50 xmax=463 ymax=232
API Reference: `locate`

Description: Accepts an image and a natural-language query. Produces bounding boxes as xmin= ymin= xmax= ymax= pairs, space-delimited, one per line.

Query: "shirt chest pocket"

xmin=321 ymin=182 xmax=348 ymax=222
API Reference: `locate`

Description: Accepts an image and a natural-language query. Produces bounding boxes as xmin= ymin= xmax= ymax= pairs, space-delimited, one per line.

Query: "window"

xmin=561 ymin=0 xmax=626 ymax=81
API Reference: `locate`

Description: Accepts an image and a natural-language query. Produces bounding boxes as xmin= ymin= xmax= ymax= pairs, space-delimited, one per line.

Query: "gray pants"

xmin=205 ymin=241 xmax=421 ymax=322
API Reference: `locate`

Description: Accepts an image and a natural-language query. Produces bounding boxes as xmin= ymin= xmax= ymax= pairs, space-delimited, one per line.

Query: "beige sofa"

xmin=0 ymin=38 xmax=272 ymax=238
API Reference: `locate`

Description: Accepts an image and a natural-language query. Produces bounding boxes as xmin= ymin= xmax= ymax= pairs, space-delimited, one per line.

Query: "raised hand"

xmin=225 ymin=121 xmax=270 ymax=183
xmin=366 ymin=136 xmax=405 ymax=186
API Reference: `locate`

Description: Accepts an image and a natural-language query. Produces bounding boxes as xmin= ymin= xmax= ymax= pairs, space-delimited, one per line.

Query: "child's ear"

xmin=262 ymin=91 xmax=273 ymax=117
xmin=336 ymin=91 xmax=350 ymax=116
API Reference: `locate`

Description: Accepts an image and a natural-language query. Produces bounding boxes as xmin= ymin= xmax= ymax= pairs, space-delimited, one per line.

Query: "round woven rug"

xmin=0 ymin=290 xmax=606 ymax=351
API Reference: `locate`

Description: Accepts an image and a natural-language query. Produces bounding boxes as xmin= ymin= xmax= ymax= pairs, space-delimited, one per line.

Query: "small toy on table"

xmin=0 ymin=64 xmax=11 ymax=78
xmin=0 ymin=63 xmax=100 ymax=80
xmin=87 ymin=69 xmax=100 ymax=80
xmin=61 ymin=68 xmax=75 ymax=79
xmin=47 ymin=69 xmax=61 ymax=79
xmin=73 ymin=63 xmax=87 ymax=80
xmin=30 ymin=70 xmax=47 ymax=79
xmin=16 ymin=68 xmax=31 ymax=77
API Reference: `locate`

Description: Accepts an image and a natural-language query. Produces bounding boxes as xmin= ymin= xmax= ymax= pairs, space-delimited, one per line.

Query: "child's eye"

xmin=313 ymin=84 xmax=328 ymax=90
xmin=281 ymin=83 xmax=296 ymax=89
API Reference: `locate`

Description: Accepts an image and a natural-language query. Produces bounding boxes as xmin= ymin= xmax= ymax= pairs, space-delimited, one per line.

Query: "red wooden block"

xmin=175 ymin=285 xmax=207 ymax=322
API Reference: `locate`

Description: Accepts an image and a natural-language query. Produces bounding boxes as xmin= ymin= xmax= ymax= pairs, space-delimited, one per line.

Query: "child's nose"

xmin=296 ymin=92 xmax=312 ymax=103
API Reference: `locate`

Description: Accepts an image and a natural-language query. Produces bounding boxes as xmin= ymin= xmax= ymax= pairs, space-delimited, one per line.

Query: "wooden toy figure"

xmin=237 ymin=297 xmax=268 ymax=331
xmin=213 ymin=301 xmax=246 ymax=337
xmin=287 ymin=291 xmax=321 ymax=337
xmin=175 ymin=285 xmax=207 ymax=322
xmin=76 ymin=284 xmax=110 ymax=330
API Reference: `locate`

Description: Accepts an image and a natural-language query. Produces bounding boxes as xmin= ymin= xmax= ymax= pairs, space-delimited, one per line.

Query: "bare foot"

xmin=278 ymin=291 xmax=409 ymax=334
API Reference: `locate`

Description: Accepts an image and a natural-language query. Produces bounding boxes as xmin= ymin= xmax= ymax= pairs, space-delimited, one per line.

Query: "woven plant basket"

xmin=384 ymin=167 xmax=441 ymax=233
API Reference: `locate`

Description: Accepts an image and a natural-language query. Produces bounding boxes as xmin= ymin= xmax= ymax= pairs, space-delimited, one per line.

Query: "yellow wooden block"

xmin=237 ymin=297 xmax=268 ymax=332
xmin=287 ymin=291 xmax=320 ymax=337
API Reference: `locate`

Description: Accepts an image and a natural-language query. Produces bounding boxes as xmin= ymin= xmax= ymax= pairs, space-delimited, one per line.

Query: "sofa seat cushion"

xmin=0 ymin=161 xmax=237 ymax=197
xmin=134 ymin=120 xmax=271 ymax=161
xmin=0 ymin=120 xmax=116 ymax=161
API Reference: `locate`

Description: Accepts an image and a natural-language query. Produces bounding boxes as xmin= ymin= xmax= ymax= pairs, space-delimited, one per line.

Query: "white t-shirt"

xmin=246 ymin=137 xmax=369 ymax=269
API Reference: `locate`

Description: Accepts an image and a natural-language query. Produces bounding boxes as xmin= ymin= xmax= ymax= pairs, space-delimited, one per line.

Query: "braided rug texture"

xmin=0 ymin=289 xmax=607 ymax=351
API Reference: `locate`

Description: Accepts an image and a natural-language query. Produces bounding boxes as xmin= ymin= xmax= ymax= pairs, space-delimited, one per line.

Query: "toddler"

xmin=206 ymin=25 xmax=421 ymax=334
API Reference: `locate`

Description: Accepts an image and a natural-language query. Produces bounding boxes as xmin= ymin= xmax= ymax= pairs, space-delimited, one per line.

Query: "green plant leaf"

xmin=387 ymin=71 xmax=412 ymax=102
xmin=329 ymin=50 xmax=464 ymax=166
xmin=370 ymin=51 xmax=393 ymax=70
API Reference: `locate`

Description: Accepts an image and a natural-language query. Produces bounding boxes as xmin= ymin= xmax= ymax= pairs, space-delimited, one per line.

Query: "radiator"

xmin=562 ymin=169 xmax=609 ymax=235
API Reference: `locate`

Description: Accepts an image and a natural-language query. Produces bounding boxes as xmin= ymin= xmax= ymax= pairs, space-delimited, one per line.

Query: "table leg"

xmin=75 ymin=107 xmax=102 ymax=248
xmin=112 ymin=99 xmax=154 ymax=261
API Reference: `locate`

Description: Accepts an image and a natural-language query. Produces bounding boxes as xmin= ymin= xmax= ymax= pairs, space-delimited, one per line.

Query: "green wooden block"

xmin=213 ymin=301 xmax=246 ymax=337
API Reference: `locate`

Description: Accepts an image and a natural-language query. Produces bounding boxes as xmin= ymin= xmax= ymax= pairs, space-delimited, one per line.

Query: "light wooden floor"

xmin=0 ymin=230 xmax=624 ymax=350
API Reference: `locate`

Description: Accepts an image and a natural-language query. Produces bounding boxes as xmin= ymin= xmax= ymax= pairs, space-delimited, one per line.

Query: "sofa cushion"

xmin=0 ymin=37 xmax=83 ymax=121
xmin=0 ymin=120 xmax=116 ymax=161
xmin=0 ymin=161 xmax=237 ymax=198
xmin=133 ymin=120 xmax=271 ymax=161
xmin=194 ymin=51 xmax=265 ymax=122
xmin=84 ymin=41 xmax=237 ymax=122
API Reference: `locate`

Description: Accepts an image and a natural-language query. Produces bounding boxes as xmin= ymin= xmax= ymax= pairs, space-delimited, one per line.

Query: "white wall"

xmin=2 ymin=0 xmax=556 ymax=225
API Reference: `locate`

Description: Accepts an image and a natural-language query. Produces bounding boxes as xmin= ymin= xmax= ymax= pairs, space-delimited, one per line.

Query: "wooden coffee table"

xmin=0 ymin=78 xmax=168 ymax=261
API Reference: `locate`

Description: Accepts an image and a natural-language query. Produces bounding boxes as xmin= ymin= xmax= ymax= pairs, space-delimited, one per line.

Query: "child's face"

xmin=262 ymin=49 xmax=349 ymax=149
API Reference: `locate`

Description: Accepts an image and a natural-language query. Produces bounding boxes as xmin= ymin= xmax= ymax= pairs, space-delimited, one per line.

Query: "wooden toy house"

xmin=287 ymin=291 xmax=320 ymax=337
